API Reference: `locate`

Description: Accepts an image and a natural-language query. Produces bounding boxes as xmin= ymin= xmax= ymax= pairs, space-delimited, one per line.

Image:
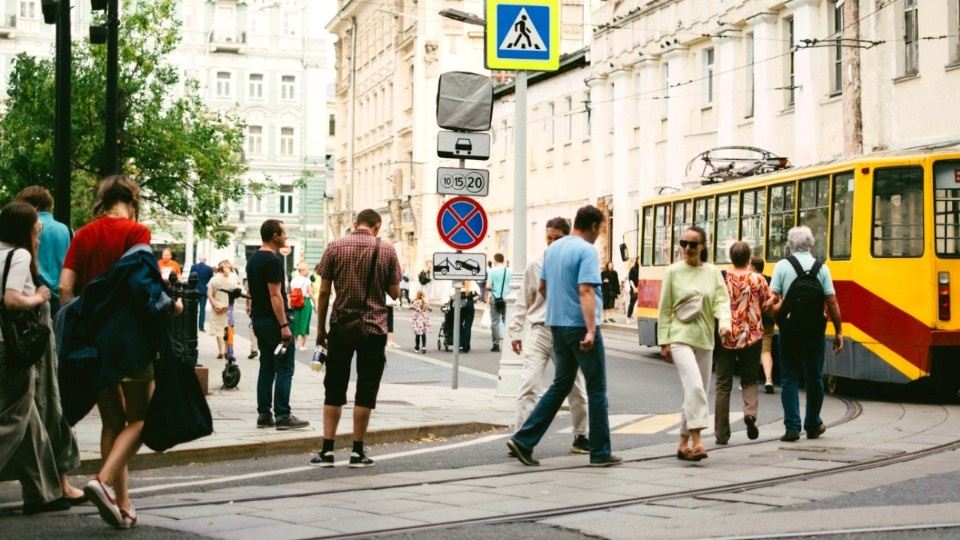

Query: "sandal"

xmin=676 ymin=447 xmax=696 ymax=461
xmin=691 ymin=445 xmax=708 ymax=461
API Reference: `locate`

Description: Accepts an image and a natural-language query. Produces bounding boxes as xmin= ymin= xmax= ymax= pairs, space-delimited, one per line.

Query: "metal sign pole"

xmin=451 ymin=280 xmax=462 ymax=389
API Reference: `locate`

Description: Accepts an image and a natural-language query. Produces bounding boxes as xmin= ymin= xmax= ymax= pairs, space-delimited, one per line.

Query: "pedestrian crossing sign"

xmin=485 ymin=0 xmax=559 ymax=71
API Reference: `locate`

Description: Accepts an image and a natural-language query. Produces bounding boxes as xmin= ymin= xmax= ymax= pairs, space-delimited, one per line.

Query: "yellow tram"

xmin=633 ymin=147 xmax=960 ymax=396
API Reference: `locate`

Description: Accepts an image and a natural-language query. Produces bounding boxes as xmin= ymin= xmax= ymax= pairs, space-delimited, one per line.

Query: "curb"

xmin=71 ymin=422 xmax=507 ymax=475
xmin=601 ymin=322 xmax=637 ymax=336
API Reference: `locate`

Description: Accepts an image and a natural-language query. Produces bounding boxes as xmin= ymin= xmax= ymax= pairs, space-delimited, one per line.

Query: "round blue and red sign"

xmin=437 ymin=196 xmax=488 ymax=250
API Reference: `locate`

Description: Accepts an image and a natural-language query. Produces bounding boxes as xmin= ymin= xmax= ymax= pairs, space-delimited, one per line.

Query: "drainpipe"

xmin=348 ymin=17 xmax=358 ymax=220
xmin=842 ymin=0 xmax=862 ymax=156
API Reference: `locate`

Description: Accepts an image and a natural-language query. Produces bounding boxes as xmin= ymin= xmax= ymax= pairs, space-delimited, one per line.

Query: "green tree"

xmin=0 ymin=0 xmax=246 ymax=244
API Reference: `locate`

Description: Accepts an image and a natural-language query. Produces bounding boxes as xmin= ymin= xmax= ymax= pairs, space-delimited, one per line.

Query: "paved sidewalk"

xmin=73 ymin=328 xmax=514 ymax=472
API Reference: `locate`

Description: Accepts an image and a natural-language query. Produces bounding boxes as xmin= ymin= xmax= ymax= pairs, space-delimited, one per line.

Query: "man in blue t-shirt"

xmin=16 ymin=186 xmax=71 ymax=315
xmin=189 ymin=256 xmax=214 ymax=332
xmin=507 ymin=205 xmax=621 ymax=468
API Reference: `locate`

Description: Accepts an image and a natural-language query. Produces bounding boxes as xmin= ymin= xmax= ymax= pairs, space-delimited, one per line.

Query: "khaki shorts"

xmin=121 ymin=362 xmax=154 ymax=382
xmin=761 ymin=320 xmax=775 ymax=353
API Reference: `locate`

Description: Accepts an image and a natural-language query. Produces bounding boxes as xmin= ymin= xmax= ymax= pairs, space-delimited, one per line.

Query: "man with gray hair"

xmin=766 ymin=226 xmax=843 ymax=442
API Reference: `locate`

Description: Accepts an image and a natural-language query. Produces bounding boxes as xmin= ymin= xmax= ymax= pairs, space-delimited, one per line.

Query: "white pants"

xmin=672 ymin=343 xmax=712 ymax=435
xmin=514 ymin=324 xmax=588 ymax=435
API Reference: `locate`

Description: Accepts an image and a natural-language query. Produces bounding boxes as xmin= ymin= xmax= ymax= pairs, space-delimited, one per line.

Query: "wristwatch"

xmin=279 ymin=322 xmax=289 ymax=328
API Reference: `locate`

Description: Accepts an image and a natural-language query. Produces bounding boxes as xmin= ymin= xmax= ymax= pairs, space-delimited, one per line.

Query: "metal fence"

xmin=168 ymin=272 xmax=201 ymax=366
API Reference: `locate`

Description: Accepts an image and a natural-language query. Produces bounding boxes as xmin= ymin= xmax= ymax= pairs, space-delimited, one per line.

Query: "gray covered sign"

xmin=436 ymin=71 xmax=493 ymax=132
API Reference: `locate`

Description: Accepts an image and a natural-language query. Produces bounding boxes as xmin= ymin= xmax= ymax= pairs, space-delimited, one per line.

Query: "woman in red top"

xmin=59 ymin=175 xmax=160 ymax=529
xmin=713 ymin=241 xmax=773 ymax=445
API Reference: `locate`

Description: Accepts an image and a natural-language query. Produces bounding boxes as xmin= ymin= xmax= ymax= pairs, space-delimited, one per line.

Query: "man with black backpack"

xmin=766 ymin=226 xmax=843 ymax=443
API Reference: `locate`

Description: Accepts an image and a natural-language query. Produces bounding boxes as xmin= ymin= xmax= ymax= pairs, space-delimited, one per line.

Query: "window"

xmin=873 ymin=167 xmax=924 ymax=257
xmin=216 ymin=71 xmax=232 ymax=98
xmin=247 ymin=193 xmax=263 ymax=214
xmin=785 ymin=17 xmax=796 ymax=107
xmin=547 ymin=102 xmax=555 ymax=146
xmin=745 ymin=32 xmax=755 ymax=118
xmin=278 ymin=185 xmax=295 ymax=215
xmin=672 ymin=201 xmax=692 ymax=262
xmin=328 ymin=114 xmax=336 ymax=137
xmin=767 ymin=183 xmax=796 ymax=261
xmin=703 ymin=48 xmax=714 ymax=105
xmin=248 ymin=74 xmax=264 ymax=100
xmin=584 ymin=90 xmax=591 ymax=139
xmin=641 ymin=207 xmax=654 ymax=265
xmin=660 ymin=63 xmax=669 ymax=119
xmin=279 ymin=127 xmax=294 ymax=156
xmin=829 ymin=2 xmax=844 ymax=95
xmin=798 ymin=177 xmax=830 ymax=258
xmin=934 ymin=160 xmax=960 ymax=257
xmin=693 ymin=197 xmax=715 ymax=239
xmin=281 ymin=75 xmax=296 ymax=101
xmin=246 ymin=125 xmax=263 ymax=155
xmin=565 ymin=96 xmax=573 ymax=143
xmin=741 ymin=188 xmax=766 ymax=258
xmin=653 ymin=204 xmax=672 ymax=265
xmin=831 ymin=171 xmax=855 ymax=259
xmin=282 ymin=11 xmax=299 ymax=36
xmin=19 ymin=1 xmax=35 ymax=18
xmin=903 ymin=0 xmax=919 ymax=76
xmin=715 ymin=194 xmax=739 ymax=264
xmin=951 ymin=1 xmax=960 ymax=64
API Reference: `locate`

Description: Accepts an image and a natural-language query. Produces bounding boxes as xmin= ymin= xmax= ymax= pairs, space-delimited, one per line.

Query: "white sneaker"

xmin=118 ymin=505 xmax=138 ymax=529
xmin=84 ymin=476 xmax=122 ymax=528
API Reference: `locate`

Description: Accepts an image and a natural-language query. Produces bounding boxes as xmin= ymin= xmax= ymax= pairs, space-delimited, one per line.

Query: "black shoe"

xmin=256 ymin=414 xmax=275 ymax=428
xmin=745 ymin=415 xmax=759 ymax=440
xmin=349 ymin=452 xmax=374 ymax=468
xmin=764 ymin=382 xmax=775 ymax=394
xmin=491 ymin=345 xmax=501 ymax=352
xmin=589 ymin=454 xmax=623 ymax=467
xmin=780 ymin=431 xmax=800 ymax=442
xmin=310 ymin=451 xmax=335 ymax=468
xmin=570 ymin=435 xmax=590 ymax=454
xmin=506 ymin=439 xmax=539 ymax=466
xmin=23 ymin=498 xmax=71 ymax=515
xmin=248 ymin=351 xmax=259 ymax=359
xmin=275 ymin=415 xmax=310 ymax=430
xmin=807 ymin=423 xmax=827 ymax=439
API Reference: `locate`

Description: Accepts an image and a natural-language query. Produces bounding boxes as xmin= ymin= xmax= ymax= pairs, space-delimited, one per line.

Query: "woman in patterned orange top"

xmin=714 ymin=241 xmax=773 ymax=445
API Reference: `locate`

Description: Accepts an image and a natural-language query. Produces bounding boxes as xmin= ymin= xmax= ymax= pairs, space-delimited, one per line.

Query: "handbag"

xmin=335 ymin=239 xmax=380 ymax=346
xmin=142 ymin=332 xmax=213 ymax=452
xmin=673 ymin=292 xmax=703 ymax=323
xmin=0 ymin=250 xmax=50 ymax=370
xmin=493 ymin=268 xmax=507 ymax=311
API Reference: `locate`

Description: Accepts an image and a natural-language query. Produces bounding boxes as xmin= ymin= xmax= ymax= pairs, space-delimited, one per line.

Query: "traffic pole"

xmin=53 ymin=0 xmax=71 ymax=226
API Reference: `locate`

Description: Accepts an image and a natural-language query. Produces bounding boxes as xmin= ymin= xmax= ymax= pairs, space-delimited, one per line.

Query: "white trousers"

xmin=672 ymin=343 xmax=712 ymax=435
xmin=514 ymin=324 xmax=588 ymax=435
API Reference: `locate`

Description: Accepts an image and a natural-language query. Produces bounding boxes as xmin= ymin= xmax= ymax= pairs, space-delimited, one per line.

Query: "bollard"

xmin=169 ymin=272 xmax=207 ymax=394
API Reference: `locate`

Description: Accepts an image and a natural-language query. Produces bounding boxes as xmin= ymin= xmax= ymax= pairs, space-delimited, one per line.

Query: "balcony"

xmin=209 ymin=31 xmax=246 ymax=53
xmin=0 ymin=15 xmax=16 ymax=39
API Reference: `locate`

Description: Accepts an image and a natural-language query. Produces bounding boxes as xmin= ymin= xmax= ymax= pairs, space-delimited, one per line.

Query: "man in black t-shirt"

xmin=246 ymin=219 xmax=310 ymax=431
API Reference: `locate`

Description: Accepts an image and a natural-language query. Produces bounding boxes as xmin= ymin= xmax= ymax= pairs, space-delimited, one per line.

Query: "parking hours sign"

xmin=485 ymin=0 xmax=559 ymax=71
xmin=437 ymin=196 xmax=488 ymax=251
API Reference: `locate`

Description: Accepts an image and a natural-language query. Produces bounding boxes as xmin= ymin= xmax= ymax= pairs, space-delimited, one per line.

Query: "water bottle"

xmin=311 ymin=346 xmax=327 ymax=372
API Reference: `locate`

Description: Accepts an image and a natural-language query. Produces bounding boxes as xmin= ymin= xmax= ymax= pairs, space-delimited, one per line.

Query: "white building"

xmin=0 ymin=0 xmax=332 ymax=275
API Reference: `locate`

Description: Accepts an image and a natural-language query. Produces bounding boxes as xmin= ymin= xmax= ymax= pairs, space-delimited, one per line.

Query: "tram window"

xmin=741 ymin=188 xmax=766 ymax=259
xmin=767 ymin=183 xmax=796 ymax=261
xmin=872 ymin=166 xmax=924 ymax=258
xmin=933 ymin=160 xmax=960 ymax=257
xmin=715 ymin=193 xmax=739 ymax=264
xmin=654 ymin=204 xmax=672 ymax=265
xmin=799 ymin=177 xmax=830 ymax=259
xmin=831 ymin=171 xmax=854 ymax=259
xmin=641 ymin=206 xmax=654 ymax=265
xmin=672 ymin=200 xmax=692 ymax=262
xmin=693 ymin=197 xmax=715 ymax=232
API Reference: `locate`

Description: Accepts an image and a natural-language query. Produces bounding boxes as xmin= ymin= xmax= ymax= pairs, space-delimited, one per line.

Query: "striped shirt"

xmin=318 ymin=229 xmax=401 ymax=335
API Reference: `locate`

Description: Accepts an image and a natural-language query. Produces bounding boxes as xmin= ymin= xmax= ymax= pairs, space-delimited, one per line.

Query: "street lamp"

xmin=90 ymin=0 xmax=120 ymax=176
xmin=41 ymin=0 xmax=71 ymax=227
xmin=438 ymin=8 xmax=529 ymax=396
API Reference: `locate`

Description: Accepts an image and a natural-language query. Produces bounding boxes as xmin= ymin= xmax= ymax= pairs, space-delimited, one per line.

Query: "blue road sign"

xmin=437 ymin=196 xmax=488 ymax=251
xmin=485 ymin=0 xmax=559 ymax=71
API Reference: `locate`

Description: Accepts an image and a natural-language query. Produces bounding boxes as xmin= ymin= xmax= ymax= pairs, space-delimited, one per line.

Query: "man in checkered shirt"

xmin=310 ymin=209 xmax=401 ymax=468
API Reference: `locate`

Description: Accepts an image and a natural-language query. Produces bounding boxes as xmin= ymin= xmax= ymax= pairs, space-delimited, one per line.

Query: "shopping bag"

xmin=480 ymin=307 xmax=491 ymax=330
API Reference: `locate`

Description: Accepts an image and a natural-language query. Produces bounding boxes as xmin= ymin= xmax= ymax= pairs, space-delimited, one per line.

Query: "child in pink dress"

xmin=411 ymin=290 xmax=432 ymax=354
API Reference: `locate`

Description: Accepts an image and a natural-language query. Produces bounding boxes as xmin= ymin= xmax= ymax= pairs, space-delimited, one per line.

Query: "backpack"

xmin=289 ymin=287 xmax=305 ymax=309
xmin=775 ymin=256 xmax=827 ymax=334
xmin=418 ymin=271 xmax=431 ymax=286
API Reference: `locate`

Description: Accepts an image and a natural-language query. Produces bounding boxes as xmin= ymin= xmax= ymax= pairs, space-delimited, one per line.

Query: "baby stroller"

xmin=437 ymin=298 xmax=455 ymax=351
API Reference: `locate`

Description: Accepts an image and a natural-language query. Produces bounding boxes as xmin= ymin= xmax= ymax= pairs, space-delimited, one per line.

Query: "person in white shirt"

xmin=508 ymin=217 xmax=590 ymax=454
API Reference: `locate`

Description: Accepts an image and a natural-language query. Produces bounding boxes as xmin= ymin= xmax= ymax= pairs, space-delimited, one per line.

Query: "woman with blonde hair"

xmin=60 ymin=175 xmax=181 ymax=528
xmin=208 ymin=260 xmax=241 ymax=358
xmin=657 ymin=226 xmax=731 ymax=461
xmin=289 ymin=262 xmax=314 ymax=351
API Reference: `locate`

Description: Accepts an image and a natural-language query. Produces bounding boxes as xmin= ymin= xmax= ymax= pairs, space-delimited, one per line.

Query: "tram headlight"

xmin=938 ymin=272 xmax=950 ymax=321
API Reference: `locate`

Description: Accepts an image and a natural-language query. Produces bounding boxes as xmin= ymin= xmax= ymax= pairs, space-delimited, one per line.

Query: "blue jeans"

xmin=513 ymin=326 xmax=612 ymax=462
xmin=779 ymin=330 xmax=825 ymax=434
xmin=252 ymin=316 xmax=295 ymax=420
xmin=198 ymin=296 xmax=207 ymax=331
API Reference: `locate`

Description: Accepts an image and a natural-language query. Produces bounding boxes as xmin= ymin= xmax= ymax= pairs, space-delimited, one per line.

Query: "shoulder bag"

xmin=0 ymin=249 xmax=51 ymax=370
xmin=673 ymin=292 xmax=703 ymax=323
xmin=336 ymin=239 xmax=380 ymax=345
xmin=493 ymin=269 xmax=507 ymax=311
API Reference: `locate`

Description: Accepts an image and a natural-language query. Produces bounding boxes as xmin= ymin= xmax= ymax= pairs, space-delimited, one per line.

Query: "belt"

xmin=531 ymin=321 xmax=545 ymax=327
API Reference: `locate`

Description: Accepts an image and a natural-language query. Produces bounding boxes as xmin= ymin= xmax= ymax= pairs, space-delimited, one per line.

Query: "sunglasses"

xmin=678 ymin=240 xmax=702 ymax=249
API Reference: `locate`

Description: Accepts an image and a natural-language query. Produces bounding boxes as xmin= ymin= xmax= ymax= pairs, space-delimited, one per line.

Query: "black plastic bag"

xmin=142 ymin=338 xmax=213 ymax=452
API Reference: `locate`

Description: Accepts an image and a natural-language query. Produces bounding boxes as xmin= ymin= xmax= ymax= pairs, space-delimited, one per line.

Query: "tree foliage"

xmin=0 ymin=0 xmax=246 ymax=244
